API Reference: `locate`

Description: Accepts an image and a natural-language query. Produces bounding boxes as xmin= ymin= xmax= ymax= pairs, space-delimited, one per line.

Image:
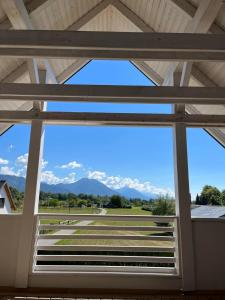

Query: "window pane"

xmin=0 ymin=124 xmax=31 ymax=213
xmin=187 ymin=128 xmax=225 ymax=218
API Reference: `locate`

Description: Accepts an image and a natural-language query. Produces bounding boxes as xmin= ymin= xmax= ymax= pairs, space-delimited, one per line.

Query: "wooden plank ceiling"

xmin=0 ymin=0 xmax=224 ymax=145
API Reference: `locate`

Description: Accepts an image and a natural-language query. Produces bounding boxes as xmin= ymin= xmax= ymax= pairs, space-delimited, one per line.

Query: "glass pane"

xmin=48 ymin=60 xmax=172 ymax=114
xmin=187 ymin=128 xmax=225 ymax=218
xmin=0 ymin=124 xmax=31 ymax=213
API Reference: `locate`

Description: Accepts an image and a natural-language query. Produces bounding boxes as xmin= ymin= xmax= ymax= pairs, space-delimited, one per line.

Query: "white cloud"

xmin=16 ymin=153 xmax=28 ymax=165
xmin=0 ymin=165 xmax=27 ymax=178
xmin=16 ymin=168 xmax=27 ymax=177
xmin=41 ymin=159 xmax=48 ymax=169
xmin=0 ymin=166 xmax=18 ymax=176
xmin=88 ymin=170 xmax=173 ymax=196
xmin=59 ymin=161 xmax=82 ymax=169
xmin=88 ymin=171 xmax=106 ymax=181
xmin=16 ymin=153 xmax=48 ymax=169
xmin=0 ymin=158 xmax=9 ymax=165
xmin=41 ymin=171 xmax=76 ymax=185
xmin=41 ymin=171 xmax=61 ymax=185
xmin=61 ymin=172 xmax=76 ymax=184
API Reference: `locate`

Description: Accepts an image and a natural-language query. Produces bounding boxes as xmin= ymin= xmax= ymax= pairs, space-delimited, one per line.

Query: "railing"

xmin=33 ymin=214 xmax=179 ymax=275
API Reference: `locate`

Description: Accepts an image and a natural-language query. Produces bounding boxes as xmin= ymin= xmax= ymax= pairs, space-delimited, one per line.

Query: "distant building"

xmin=191 ymin=205 xmax=225 ymax=219
xmin=0 ymin=181 xmax=15 ymax=214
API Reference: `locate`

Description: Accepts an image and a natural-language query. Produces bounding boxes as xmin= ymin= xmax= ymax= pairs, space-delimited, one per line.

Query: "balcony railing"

xmin=33 ymin=214 xmax=178 ymax=275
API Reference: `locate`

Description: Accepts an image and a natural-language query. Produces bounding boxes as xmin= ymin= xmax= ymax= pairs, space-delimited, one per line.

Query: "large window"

xmin=36 ymin=125 xmax=175 ymax=273
xmin=39 ymin=125 xmax=174 ymax=215
xmin=187 ymin=128 xmax=225 ymax=218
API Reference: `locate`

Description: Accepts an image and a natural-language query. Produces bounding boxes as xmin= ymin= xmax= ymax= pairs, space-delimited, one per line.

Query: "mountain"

xmin=0 ymin=174 xmax=26 ymax=192
xmin=0 ymin=175 xmax=119 ymax=196
xmin=64 ymin=178 xmax=116 ymax=196
xmin=116 ymin=187 xmax=148 ymax=200
xmin=0 ymin=174 xmax=156 ymax=199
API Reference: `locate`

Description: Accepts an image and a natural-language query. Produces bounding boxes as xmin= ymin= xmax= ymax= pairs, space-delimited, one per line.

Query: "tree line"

xmin=9 ymin=184 xmax=225 ymax=212
xmin=9 ymin=187 xmax=154 ymax=209
xmin=195 ymin=185 xmax=225 ymax=206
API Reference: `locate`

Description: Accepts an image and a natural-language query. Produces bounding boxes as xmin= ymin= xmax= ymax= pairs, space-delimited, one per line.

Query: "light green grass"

xmin=40 ymin=219 xmax=79 ymax=225
xmin=40 ymin=219 xmax=62 ymax=225
xmin=92 ymin=220 xmax=154 ymax=226
xmin=38 ymin=207 xmax=100 ymax=214
xmin=55 ymin=207 xmax=172 ymax=247
xmin=56 ymin=238 xmax=172 ymax=247
xmin=41 ymin=206 xmax=173 ymax=247
xmin=105 ymin=207 xmax=151 ymax=215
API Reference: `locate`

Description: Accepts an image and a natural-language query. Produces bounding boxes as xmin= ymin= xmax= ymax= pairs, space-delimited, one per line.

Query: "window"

xmin=0 ymin=124 xmax=31 ymax=212
xmin=187 ymin=128 xmax=225 ymax=218
xmin=48 ymin=60 xmax=172 ymax=114
xmin=34 ymin=60 xmax=176 ymax=274
xmin=0 ymin=198 xmax=5 ymax=208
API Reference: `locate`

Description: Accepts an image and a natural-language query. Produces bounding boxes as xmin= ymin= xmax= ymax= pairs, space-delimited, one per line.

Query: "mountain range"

xmin=0 ymin=174 xmax=156 ymax=200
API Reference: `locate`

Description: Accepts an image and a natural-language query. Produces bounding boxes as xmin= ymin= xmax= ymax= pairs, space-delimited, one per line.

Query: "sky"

xmin=0 ymin=60 xmax=224 ymax=198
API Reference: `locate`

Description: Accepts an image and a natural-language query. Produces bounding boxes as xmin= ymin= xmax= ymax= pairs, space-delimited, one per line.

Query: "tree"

xmin=68 ymin=198 xmax=76 ymax=208
xmin=9 ymin=186 xmax=24 ymax=209
xmin=199 ymin=185 xmax=221 ymax=206
xmin=151 ymin=198 xmax=175 ymax=216
xmin=109 ymin=195 xmax=124 ymax=208
xmin=48 ymin=199 xmax=59 ymax=207
xmin=58 ymin=193 xmax=67 ymax=201
xmin=195 ymin=194 xmax=200 ymax=204
xmin=77 ymin=199 xmax=87 ymax=207
xmin=220 ymin=190 xmax=225 ymax=205
xmin=151 ymin=197 xmax=175 ymax=226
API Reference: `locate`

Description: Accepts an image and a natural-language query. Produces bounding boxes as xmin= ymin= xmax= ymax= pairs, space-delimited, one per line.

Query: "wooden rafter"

xmin=0 ymin=111 xmax=224 ymax=127
xmin=0 ymin=83 xmax=225 ymax=105
xmin=0 ymin=31 xmax=224 ymax=61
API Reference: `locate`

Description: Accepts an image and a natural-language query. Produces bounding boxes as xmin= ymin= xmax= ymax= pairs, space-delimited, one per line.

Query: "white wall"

xmin=29 ymin=273 xmax=181 ymax=290
xmin=0 ymin=188 xmax=12 ymax=214
xmin=1 ymin=215 xmax=225 ymax=290
xmin=0 ymin=215 xmax=21 ymax=286
xmin=0 ymin=214 xmax=182 ymax=290
xmin=192 ymin=218 xmax=225 ymax=290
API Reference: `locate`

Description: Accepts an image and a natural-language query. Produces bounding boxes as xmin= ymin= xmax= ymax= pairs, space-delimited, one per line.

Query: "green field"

xmin=39 ymin=206 xmax=149 ymax=215
xmin=39 ymin=207 xmax=100 ymax=214
xmin=105 ymin=207 xmax=151 ymax=215
xmin=54 ymin=207 xmax=172 ymax=247
xmin=39 ymin=206 xmax=173 ymax=248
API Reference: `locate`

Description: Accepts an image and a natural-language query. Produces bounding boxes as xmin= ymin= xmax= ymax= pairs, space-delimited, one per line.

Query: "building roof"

xmin=0 ymin=0 xmax=224 ymax=145
xmin=0 ymin=180 xmax=16 ymax=210
xmin=191 ymin=205 xmax=225 ymax=218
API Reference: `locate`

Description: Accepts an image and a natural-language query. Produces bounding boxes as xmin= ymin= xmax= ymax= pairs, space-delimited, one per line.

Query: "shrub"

xmin=151 ymin=196 xmax=175 ymax=226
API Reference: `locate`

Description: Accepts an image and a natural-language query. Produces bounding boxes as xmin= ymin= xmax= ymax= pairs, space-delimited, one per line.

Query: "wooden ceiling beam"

xmin=0 ymin=83 xmax=225 ymax=105
xmin=163 ymin=0 xmax=223 ymax=86
xmin=0 ymin=111 xmax=224 ymax=127
xmin=0 ymin=30 xmax=224 ymax=61
xmin=0 ymin=0 xmax=57 ymax=85
xmin=0 ymin=0 xmax=112 ymax=85
xmin=112 ymin=0 xmax=221 ymax=87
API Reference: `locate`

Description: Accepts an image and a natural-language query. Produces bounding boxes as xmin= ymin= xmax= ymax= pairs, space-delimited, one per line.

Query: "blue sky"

xmin=0 ymin=60 xmax=224 ymax=198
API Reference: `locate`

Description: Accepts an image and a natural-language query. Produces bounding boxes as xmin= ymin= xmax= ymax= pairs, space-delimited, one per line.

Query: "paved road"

xmin=38 ymin=208 xmax=107 ymax=246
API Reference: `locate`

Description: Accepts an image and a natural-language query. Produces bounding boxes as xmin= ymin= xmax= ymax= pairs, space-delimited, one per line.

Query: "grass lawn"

xmin=56 ymin=237 xmax=173 ymax=247
xmin=39 ymin=207 xmax=100 ymax=214
xmin=105 ymin=207 xmax=151 ymax=215
xmin=39 ymin=207 xmax=100 ymax=225
xmin=38 ymin=206 xmax=149 ymax=215
xmin=40 ymin=206 xmax=174 ymax=248
xmin=92 ymin=220 xmax=154 ymax=226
